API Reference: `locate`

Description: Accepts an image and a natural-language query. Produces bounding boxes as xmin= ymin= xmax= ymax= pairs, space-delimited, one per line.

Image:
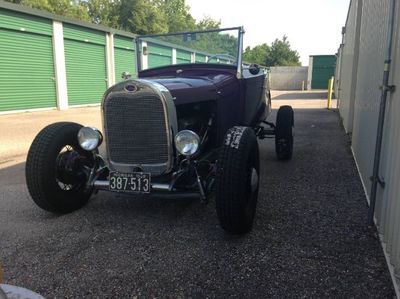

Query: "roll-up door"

xmin=64 ymin=24 xmax=107 ymax=106
xmin=311 ymin=55 xmax=336 ymax=89
xmin=0 ymin=9 xmax=56 ymax=112
xmin=176 ymin=49 xmax=191 ymax=64
xmin=114 ymin=35 xmax=136 ymax=82
xmin=195 ymin=54 xmax=207 ymax=63
xmin=148 ymin=43 xmax=172 ymax=68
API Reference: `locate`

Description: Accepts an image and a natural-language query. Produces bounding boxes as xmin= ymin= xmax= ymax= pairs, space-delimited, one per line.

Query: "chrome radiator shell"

xmin=101 ymin=80 xmax=177 ymax=175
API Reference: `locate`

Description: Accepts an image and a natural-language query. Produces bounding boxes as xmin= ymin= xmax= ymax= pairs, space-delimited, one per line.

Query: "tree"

xmin=4 ymin=0 xmax=223 ymax=35
xmin=266 ymin=36 xmax=301 ymax=66
xmin=196 ymin=16 xmax=221 ymax=30
xmin=243 ymin=36 xmax=301 ymax=66
xmin=243 ymin=43 xmax=270 ymax=65
xmin=155 ymin=0 xmax=196 ymax=32
xmin=9 ymin=0 xmax=90 ymax=21
xmin=117 ymin=0 xmax=167 ymax=34
xmin=85 ymin=0 xmax=120 ymax=28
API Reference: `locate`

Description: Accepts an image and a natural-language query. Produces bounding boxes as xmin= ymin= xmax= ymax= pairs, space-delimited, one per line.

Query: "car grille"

xmin=104 ymin=91 xmax=170 ymax=168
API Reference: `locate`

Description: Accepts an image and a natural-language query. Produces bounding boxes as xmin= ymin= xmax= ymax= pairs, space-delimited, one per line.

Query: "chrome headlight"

xmin=174 ymin=130 xmax=200 ymax=156
xmin=77 ymin=127 xmax=103 ymax=151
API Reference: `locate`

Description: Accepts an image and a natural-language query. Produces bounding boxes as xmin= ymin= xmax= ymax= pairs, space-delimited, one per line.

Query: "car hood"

xmin=151 ymin=77 xmax=217 ymax=105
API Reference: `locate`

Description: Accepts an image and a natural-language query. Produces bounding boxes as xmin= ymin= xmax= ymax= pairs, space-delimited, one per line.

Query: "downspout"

xmin=368 ymin=0 xmax=397 ymax=225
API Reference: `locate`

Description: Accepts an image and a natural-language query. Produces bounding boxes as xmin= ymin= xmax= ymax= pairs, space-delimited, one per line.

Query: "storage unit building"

xmin=114 ymin=35 xmax=136 ymax=81
xmin=0 ymin=8 xmax=56 ymax=111
xmin=176 ymin=49 xmax=191 ymax=64
xmin=148 ymin=43 xmax=172 ymax=68
xmin=337 ymin=0 xmax=400 ymax=295
xmin=63 ymin=24 xmax=107 ymax=106
xmin=0 ymin=1 xmax=212 ymax=113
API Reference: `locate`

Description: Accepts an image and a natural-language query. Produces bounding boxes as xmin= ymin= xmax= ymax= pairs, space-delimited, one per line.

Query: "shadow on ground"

xmin=274 ymin=91 xmax=328 ymax=100
xmin=0 ymin=107 xmax=395 ymax=298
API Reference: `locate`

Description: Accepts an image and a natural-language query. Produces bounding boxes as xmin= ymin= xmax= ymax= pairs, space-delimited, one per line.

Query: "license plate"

xmin=109 ymin=172 xmax=151 ymax=193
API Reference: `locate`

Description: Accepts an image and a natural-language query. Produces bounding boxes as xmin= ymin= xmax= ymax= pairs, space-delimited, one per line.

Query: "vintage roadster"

xmin=25 ymin=27 xmax=293 ymax=234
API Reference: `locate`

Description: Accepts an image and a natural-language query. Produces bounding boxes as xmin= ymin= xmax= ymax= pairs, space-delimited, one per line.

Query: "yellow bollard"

xmin=327 ymin=76 xmax=334 ymax=109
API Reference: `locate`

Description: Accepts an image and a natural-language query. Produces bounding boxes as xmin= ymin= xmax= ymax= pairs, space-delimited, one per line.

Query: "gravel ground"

xmin=0 ymin=92 xmax=395 ymax=298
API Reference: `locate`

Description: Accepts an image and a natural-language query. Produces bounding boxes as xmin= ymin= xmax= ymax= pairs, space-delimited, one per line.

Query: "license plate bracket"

xmin=109 ymin=172 xmax=151 ymax=193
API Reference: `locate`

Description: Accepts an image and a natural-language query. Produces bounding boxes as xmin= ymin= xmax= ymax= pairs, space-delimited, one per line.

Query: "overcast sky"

xmin=186 ymin=0 xmax=350 ymax=66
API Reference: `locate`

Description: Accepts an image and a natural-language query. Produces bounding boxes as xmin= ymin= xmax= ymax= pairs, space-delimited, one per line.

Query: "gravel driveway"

xmin=0 ymin=92 xmax=395 ymax=298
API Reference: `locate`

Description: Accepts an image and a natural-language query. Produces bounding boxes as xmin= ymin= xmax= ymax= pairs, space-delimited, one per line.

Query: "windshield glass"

xmin=137 ymin=27 xmax=241 ymax=71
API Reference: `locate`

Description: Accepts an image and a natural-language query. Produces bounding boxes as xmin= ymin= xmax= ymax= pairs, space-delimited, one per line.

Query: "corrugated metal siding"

xmin=195 ymin=54 xmax=206 ymax=63
xmin=63 ymin=23 xmax=105 ymax=45
xmin=0 ymin=8 xmax=53 ymax=35
xmin=114 ymin=35 xmax=136 ymax=81
xmin=114 ymin=35 xmax=134 ymax=49
xmin=375 ymin=2 xmax=400 ymax=285
xmin=148 ymin=43 xmax=172 ymax=68
xmin=351 ymin=0 xmax=389 ymax=195
xmin=338 ymin=0 xmax=400 ymax=291
xmin=338 ymin=0 xmax=360 ymax=133
xmin=334 ymin=45 xmax=342 ymax=98
xmin=0 ymin=12 xmax=56 ymax=111
xmin=64 ymin=39 xmax=107 ymax=105
xmin=176 ymin=49 xmax=191 ymax=64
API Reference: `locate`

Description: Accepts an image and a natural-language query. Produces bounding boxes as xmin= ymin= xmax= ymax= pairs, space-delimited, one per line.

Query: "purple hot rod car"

xmin=25 ymin=27 xmax=293 ymax=234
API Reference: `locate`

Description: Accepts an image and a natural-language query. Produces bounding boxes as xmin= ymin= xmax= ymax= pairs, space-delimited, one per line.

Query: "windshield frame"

xmin=135 ymin=26 xmax=244 ymax=78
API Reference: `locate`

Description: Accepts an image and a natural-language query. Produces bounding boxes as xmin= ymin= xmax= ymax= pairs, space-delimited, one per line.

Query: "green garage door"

xmin=148 ymin=43 xmax=172 ymax=68
xmin=114 ymin=35 xmax=136 ymax=82
xmin=0 ymin=9 xmax=56 ymax=111
xmin=64 ymin=24 xmax=107 ymax=106
xmin=195 ymin=53 xmax=207 ymax=63
xmin=311 ymin=55 xmax=336 ymax=89
xmin=176 ymin=49 xmax=191 ymax=64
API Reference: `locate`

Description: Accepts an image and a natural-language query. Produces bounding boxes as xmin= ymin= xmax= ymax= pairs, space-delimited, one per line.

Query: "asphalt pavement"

xmin=0 ymin=91 xmax=395 ymax=298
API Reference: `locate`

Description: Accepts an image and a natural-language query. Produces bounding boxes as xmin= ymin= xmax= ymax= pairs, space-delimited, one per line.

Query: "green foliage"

xmin=243 ymin=44 xmax=270 ymax=65
xmin=85 ymin=0 xmax=119 ymax=27
xmin=10 ymin=0 xmax=90 ymax=21
xmin=196 ymin=16 xmax=221 ymax=30
xmin=267 ymin=36 xmax=301 ymax=66
xmin=155 ymin=0 xmax=196 ymax=32
xmin=117 ymin=0 xmax=167 ymax=34
xmin=244 ymin=35 xmax=301 ymax=66
xmin=5 ymin=0 xmax=222 ymax=34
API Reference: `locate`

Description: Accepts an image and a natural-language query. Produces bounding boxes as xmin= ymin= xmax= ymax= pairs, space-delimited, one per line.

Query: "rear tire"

xmin=275 ymin=105 xmax=294 ymax=160
xmin=215 ymin=126 xmax=260 ymax=234
xmin=25 ymin=122 xmax=93 ymax=213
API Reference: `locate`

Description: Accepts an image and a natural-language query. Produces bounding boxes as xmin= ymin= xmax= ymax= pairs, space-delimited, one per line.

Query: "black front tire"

xmin=25 ymin=122 xmax=93 ymax=213
xmin=215 ymin=126 xmax=260 ymax=234
xmin=275 ymin=105 xmax=294 ymax=160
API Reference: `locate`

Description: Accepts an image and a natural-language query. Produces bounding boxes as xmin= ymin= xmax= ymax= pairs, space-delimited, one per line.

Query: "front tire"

xmin=25 ymin=122 xmax=94 ymax=213
xmin=275 ymin=105 xmax=294 ymax=160
xmin=215 ymin=126 xmax=260 ymax=234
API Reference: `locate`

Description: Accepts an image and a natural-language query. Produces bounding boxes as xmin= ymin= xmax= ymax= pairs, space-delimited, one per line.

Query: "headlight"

xmin=77 ymin=127 xmax=103 ymax=151
xmin=174 ymin=130 xmax=200 ymax=156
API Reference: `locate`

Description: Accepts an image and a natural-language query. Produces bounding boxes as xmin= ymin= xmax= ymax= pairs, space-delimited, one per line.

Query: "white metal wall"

xmin=334 ymin=44 xmax=342 ymax=99
xmin=351 ymin=0 xmax=390 ymax=194
xmin=338 ymin=0 xmax=400 ymax=293
xmin=376 ymin=1 xmax=400 ymax=287
xmin=338 ymin=0 xmax=361 ymax=133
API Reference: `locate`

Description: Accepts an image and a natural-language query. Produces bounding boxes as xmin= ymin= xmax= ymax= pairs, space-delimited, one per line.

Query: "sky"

xmin=186 ymin=0 xmax=350 ymax=66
